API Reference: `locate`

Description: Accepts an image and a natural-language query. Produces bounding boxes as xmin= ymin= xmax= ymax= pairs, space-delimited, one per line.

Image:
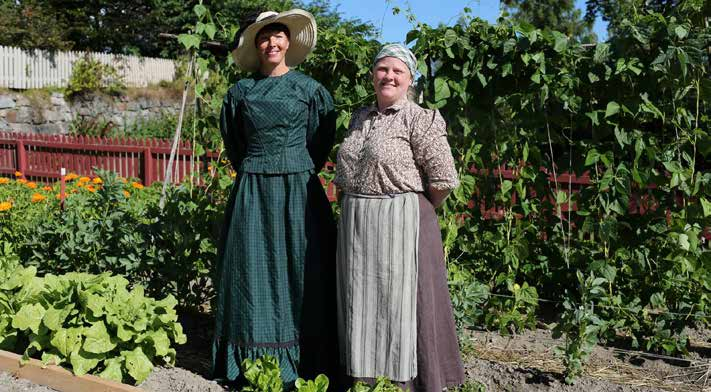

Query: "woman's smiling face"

xmin=256 ymin=29 xmax=290 ymax=67
xmin=372 ymin=57 xmax=412 ymax=108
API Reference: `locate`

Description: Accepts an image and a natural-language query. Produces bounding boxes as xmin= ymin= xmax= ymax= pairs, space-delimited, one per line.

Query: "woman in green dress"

xmin=212 ymin=9 xmax=338 ymax=387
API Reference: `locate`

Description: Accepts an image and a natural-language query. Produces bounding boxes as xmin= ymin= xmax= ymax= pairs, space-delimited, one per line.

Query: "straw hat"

xmin=232 ymin=9 xmax=317 ymax=72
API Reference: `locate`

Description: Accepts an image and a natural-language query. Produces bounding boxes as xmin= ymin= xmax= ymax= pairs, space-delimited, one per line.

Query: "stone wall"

xmin=0 ymin=91 xmax=183 ymax=135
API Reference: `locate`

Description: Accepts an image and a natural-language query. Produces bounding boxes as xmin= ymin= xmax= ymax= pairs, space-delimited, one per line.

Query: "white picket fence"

xmin=0 ymin=46 xmax=176 ymax=89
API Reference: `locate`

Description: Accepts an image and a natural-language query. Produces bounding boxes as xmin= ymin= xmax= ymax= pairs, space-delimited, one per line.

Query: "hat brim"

xmin=232 ymin=9 xmax=317 ymax=72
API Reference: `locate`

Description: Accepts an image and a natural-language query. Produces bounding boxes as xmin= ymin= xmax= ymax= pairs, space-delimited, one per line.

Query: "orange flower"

xmin=86 ymin=185 xmax=96 ymax=193
xmin=76 ymin=183 xmax=84 ymax=188
xmin=18 ymin=179 xmax=27 ymax=184
xmin=43 ymin=186 xmax=52 ymax=191
xmin=25 ymin=182 xmax=37 ymax=189
xmin=131 ymin=181 xmax=144 ymax=190
xmin=14 ymin=171 xmax=22 ymax=177
xmin=0 ymin=201 xmax=11 ymax=211
xmin=64 ymin=173 xmax=79 ymax=181
xmin=118 ymin=177 xmax=128 ymax=183
xmin=0 ymin=178 xmax=9 ymax=185
xmin=78 ymin=176 xmax=91 ymax=183
xmin=92 ymin=177 xmax=103 ymax=184
xmin=70 ymin=189 xmax=78 ymax=194
xmin=31 ymin=193 xmax=46 ymax=203
xmin=123 ymin=190 xmax=131 ymax=198
xmin=208 ymin=165 xmax=214 ymax=171
xmin=55 ymin=193 xmax=62 ymax=200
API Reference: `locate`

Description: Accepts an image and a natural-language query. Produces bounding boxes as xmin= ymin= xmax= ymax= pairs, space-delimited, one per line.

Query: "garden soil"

xmin=1 ymin=313 xmax=708 ymax=391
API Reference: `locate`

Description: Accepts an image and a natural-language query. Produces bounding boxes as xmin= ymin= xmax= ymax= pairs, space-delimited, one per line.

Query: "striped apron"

xmin=336 ymin=192 xmax=419 ymax=382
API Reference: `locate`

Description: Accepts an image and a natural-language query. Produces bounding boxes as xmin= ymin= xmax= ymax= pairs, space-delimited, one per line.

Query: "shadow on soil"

xmin=175 ymin=310 xmax=215 ymax=378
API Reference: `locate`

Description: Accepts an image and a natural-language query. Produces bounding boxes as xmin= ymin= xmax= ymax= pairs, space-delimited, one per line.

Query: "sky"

xmin=334 ymin=0 xmax=608 ymax=43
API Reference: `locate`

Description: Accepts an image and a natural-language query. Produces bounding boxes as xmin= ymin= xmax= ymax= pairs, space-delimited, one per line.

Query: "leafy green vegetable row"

xmin=0 ymin=243 xmax=186 ymax=385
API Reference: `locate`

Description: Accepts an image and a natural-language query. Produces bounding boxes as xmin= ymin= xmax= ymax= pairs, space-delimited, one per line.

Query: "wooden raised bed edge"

xmin=0 ymin=349 xmax=141 ymax=392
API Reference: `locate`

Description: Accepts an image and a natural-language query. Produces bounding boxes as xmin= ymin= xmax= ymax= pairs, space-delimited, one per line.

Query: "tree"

xmin=0 ymin=0 xmax=376 ymax=58
xmin=501 ymin=0 xmax=596 ymax=42
xmin=0 ymin=0 xmax=74 ymax=50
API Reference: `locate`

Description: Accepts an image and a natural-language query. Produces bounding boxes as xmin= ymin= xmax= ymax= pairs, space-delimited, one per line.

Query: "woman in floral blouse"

xmin=334 ymin=43 xmax=465 ymax=392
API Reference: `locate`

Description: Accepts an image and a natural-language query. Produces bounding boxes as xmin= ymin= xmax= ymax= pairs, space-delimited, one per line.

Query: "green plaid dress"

xmin=212 ymin=71 xmax=338 ymax=386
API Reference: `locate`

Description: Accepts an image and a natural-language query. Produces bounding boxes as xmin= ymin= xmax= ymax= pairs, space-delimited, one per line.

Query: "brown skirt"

xmin=351 ymin=194 xmax=464 ymax=392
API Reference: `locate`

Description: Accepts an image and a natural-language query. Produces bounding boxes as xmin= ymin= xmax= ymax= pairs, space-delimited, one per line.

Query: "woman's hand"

xmin=427 ymin=185 xmax=450 ymax=208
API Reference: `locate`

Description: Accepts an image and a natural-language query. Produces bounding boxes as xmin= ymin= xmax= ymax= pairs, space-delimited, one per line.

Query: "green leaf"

xmin=41 ymin=352 xmax=62 ymax=366
xmin=501 ymin=180 xmax=513 ymax=195
xmin=605 ymin=101 xmax=620 ymax=118
xmin=553 ymin=32 xmax=568 ymax=53
xmin=83 ymin=321 xmax=116 ymax=354
xmin=51 ymin=327 xmax=82 ymax=357
xmin=85 ymin=294 xmax=106 ymax=318
xmin=355 ymin=85 xmax=367 ymax=98
xmin=123 ymin=347 xmax=154 ymax=384
xmin=663 ymin=161 xmax=683 ymax=173
xmin=585 ymin=149 xmax=600 ymax=166
xmin=593 ymin=43 xmax=610 ymax=63
xmin=556 ymin=191 xmax=567 ymax=205
xmin=678 ymin=233 xmax=690 ymax=251
xmin=12 ymin=304 xmax=46 ymax=334
xmin=177 ymin=34 xmax=201 ymax=50
xmin=585 ymin=111 xmax=599 ymax=126
xmin=204 ymin=23 xmax=217 ymax=40
xmin=193 ymin=4 xmax=208 ymax=18
xmin=146 ymin=329 xmax=171 ymax=357
xmin=193 ymin=143 xmax=206 ymax=157
xmin=98 ymin=357 xmax=124 ymax=383
xmin=674 ymin=25 xmax=688 ymax=39
xmin=43 ymin=304 xmax=72 ymax=331
xmin=476 ymin=72 xmax=487 ymax=87
xmin=700 ymin=197 xmax=711 ymax=217
xmin=444 ymin=29 xmax=457 ymax=47
xmin=70 ymin=349 xmax=102 ymax=376
xmin=434 ymin=78 xmax=451 ymax=102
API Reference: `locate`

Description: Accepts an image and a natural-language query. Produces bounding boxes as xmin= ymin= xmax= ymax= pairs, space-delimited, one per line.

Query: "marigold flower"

xmin=208 ymin=165 xmax=214 ymax=171
xmin=79 ymin=176 xmax=91 ymax=183
xmin=31 ymin=193 xmax=46 ymax=203
xmin=55 ymin=193 xmax=61 ymax=199
xmin=25 ymin=182 xmax=37 ymax=189
xmin=64 ymin=173 xmax=79 ymax=181
xmin=131 ymin=181 xmax=144 ymax=190
xmin=70 ymin=189 xmax=78 ymax=194
xmin=118 ymin=177 xmax=128 ymax=183
xmin=18 ymin=179 xmax=28 ymax=184
xmin=43 ymin=186 xmax=52 ymax=191
xmin=0 ymin=201 xmax=11 ymax=211
xmin=0 ymin=178 xmax=9 ymax=185
xmin=230 ymin=172 xmax=237 ymax=178
xmin=76 ymin=183 xmax=84 ymax=188
xmin=14 ymin=171 xmax=22 ymax=177
xmin=92 ymin=177 xmax=103 ymax=184
xmin=123 ymin=190 xmax=131 ymax=198
xmin=86 ymin=185 xmax=96 ymax=193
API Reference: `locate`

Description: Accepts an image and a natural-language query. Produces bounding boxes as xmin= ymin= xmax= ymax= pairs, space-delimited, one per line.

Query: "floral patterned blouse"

xmin=334 ymin=98 xmax=459 ymax=195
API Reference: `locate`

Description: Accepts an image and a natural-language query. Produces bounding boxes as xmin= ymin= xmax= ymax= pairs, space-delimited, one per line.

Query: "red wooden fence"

xmin=0 ymin=131 xmax=219 ymax=185
xmin=0 ymin=131 xmax=705 ymax=239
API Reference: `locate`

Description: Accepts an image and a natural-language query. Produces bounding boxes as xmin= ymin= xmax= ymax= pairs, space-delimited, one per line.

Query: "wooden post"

xmin=59 ymin=168 xmax=66 ymax=210
xmin=143 ymin=147 xmax=153 ymax=185
xmin=16 ymin=139 xmax=27 ymax=177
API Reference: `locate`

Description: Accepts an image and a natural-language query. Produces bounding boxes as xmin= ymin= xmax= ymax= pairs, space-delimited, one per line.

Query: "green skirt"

xmin=212 ymin=170 xmax=338 ymax=385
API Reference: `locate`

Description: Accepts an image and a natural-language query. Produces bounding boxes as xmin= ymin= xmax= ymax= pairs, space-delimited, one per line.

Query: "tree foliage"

xmin=502 ymin=0 xmax=595 ymax=42
xmin=0 ymin=0 xmax=375 ymax=58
